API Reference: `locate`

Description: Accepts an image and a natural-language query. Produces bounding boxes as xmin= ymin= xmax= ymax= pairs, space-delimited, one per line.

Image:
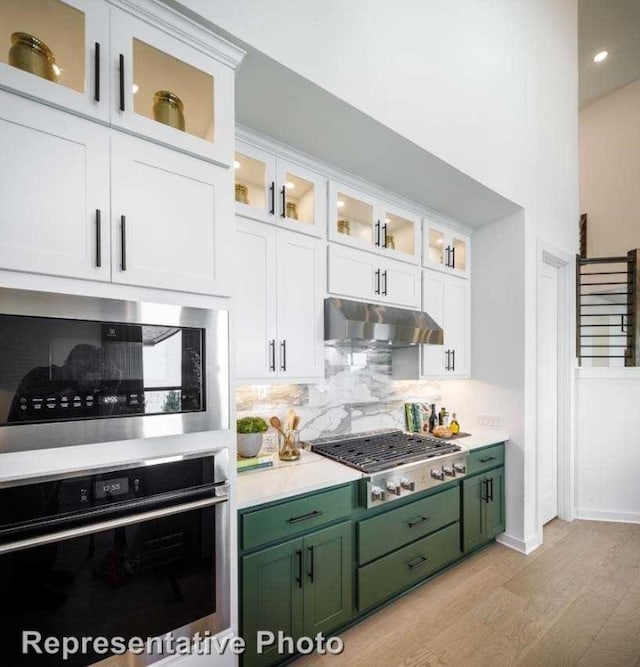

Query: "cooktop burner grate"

xmin=311 ymin=430 xmax=462 ymax=474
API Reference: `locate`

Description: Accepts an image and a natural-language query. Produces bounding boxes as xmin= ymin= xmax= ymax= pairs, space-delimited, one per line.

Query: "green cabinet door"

xmin=241 ymin=538 xmax=304 ymax=667
xmin=303 ymin=521 xmax=353 ymax=636
xmin=484 ymin=467 xmax=505 ymax=539
xmin=462 ymin=473 xmax=486 ymax=553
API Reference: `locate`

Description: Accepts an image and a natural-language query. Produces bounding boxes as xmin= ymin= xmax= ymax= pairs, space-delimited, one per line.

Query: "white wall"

xmin=575 ymin=369 xmax=640 ymax=523
xmin=175 ymin=0 xmax=579 ymax=549
xmin=580 ymin=78 xmax=640 ymax=257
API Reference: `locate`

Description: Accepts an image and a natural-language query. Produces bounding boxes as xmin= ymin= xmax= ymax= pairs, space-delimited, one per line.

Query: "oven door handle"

xmin=0 ymin=492 xmax=228 ymax=556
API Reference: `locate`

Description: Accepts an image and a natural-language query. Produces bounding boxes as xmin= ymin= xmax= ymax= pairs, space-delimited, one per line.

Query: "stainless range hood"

xmin=325 ymin=297 xmax=443 ymax=347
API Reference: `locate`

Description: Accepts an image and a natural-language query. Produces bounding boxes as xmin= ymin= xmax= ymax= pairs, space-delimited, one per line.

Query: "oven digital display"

xmin=95 ymin=477 xmax=130 ymax=499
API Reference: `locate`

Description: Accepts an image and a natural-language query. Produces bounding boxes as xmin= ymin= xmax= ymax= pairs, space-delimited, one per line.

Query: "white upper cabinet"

xmin=235 ymin=219 xmax=325 ymax=382
xmin=328 ymin=244 xmax=420 ymax=310
xmin=0 ymin=0 xmax=110 ymax=122
xmin=328 ymin=182 xmax=421 ymax=265
xmin=423 ymin=218 xmax=471 ymax=278
xmin=110 ymin=132 xmax=233 ymax=295
xmin=421 ymin=269 xmax=470 ymax=378
xmin=234 ymin=141 xmax=326 ymax=238
xmin=0 ymin=91 xmax=111 ymax=281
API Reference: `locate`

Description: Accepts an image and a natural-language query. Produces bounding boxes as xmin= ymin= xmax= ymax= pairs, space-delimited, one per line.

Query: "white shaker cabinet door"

xmin=276 ymin=229 xmax=325 ymax=379
xmin=327 ymin=244 xmax=378 ymax=302
xmin=422 ymin=270 xmax=447 ymax=376
xmin=234 ymin=219 xmax=278 ymax=380
xmin=0 ymin=91 xmax=110 ymax=281
xmin=379 ymin=255 xmax=420 ymax=309
xmin=445 ymin=275 xmax=470 ymax=376
xmin=110 ymin=132 xmax=232 ymax=295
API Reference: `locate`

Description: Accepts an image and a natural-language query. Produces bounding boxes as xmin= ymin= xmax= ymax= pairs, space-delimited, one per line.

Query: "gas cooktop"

xmin=311 ymin=430 xmax=462 ymax=474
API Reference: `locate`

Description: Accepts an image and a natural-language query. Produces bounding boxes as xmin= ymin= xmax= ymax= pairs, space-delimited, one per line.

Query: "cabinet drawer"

xmin=358 ymin=522 xmax=460 ymax=612
xmin=358 ymin=486 xmax=459 ymax=565
xmin=241 ymin=485 xmax=353 ymax=551
xmin=466 ymin=444 xmax=505 ymax=476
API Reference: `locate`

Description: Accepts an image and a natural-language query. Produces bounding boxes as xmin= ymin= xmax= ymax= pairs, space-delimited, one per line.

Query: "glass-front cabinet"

xmin=328 ymin=181 xmax=420 ymax=264
xmin=0 ymin=0 xmax=109 ymax=121
xmin=110 ymin=9 xmax=235 ymax=165
xmin=234 ymin=142 xmax=326 ymax=237
xmin=423 ymin=219 xmax=471 ymax=278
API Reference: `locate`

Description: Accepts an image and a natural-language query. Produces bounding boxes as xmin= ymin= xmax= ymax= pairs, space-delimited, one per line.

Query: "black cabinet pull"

xmin=94 ymin=42 xmax=100 ymax=102
xmin=375 ymin=220 xmax=381 ymax=247
xmin=451 ymin=246 xmax=456 ymax=269
xmin=307 ymin=546 xmax=315 ymax=582
xmin=407 ymin=516 xmax=429 ymax=529
xmin=451 ymin=349 xmax=456 ymax=371
xmin=120 ymin=215 xmax=127 ymax=271
xmin=479 ymin=456 xmax=496 ymax=463
xmin=481 ymin=479 xmax=489 ymax=502
xmin=280 ymin=185 xmax=286 ymax=218
xmin=382 ymin=270 xmax=388 ymax=295
xmin=488 ymin=477 xmax=494 ymax=502
xmin=118 ymin=54 xmax=125 ymax=111
xmin=287 ymin=509 xmax=323 ymax=525
xmin=269 ymin=182 xmax=275 ymax=215
xmin=407 ymin=555 xmax=430 ymax=571
xmin=382 ymin=223 xmax=388 ymax=248
xmin=445 ymin=246 xmax=450 ymax=267
xmin=95 ymin=209 xmax=102 ymax=267
xmin=445 ymin=349 xmax=450 ymax=371
xmin=280 ymin=340 xmax=287 ymax=371
xmin=268 ymin=339 xmax=276 ymax=372
xmin=295 ymin=549 xmax=303 ymax=588
xmin=375 ymin=268 xmax=381 ymax=295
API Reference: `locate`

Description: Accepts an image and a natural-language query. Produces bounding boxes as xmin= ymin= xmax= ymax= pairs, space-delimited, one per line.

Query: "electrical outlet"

xmin=478 ymin=414 xmax=502 ymax=429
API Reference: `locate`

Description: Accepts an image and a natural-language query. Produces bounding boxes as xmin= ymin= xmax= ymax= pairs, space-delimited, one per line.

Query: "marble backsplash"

xmin=236 ymin=346 xmax=441 ymax=442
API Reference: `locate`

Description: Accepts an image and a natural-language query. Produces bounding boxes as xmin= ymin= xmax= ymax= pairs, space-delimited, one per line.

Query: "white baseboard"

xmin=575 ymin=508 xmax=640 ymax=524
xmin=496 ymin=532 xmax=542 ymax=555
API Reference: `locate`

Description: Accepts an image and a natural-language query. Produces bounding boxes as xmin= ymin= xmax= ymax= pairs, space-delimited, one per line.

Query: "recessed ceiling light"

xmin=437 ymin=238 xmax=443 ymax=244
xmin=337 ymin=200 xmax=345 ymax=208
xmin=385 ymin=218 xmax=390 ymax=223
xmin=52 ymin=64 xmax=62 ymax=77
xmin=234 ymin=160 xmax=241 ymax=169
xmin=285 ymin=181 xmax=295 ymax=189
xmin=593 ymin=50 xmax=608 ymax=63
xmin=132 ymin=83 xmax=139 ymax=94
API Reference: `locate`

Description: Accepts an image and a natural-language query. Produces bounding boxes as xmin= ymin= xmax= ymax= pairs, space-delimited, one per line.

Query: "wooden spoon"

xmin=292 ymin=415 xmax=300 ymax=430
xmin=269 ymin=416 xmax=285 ymax=435
xmin=287 ymin=409 xmax=296 ymax=431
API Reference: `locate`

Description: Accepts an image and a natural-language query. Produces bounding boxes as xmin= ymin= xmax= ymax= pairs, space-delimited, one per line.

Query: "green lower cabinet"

xmin=462 ymin=465 xmax=505 ymax=552
xmin=241 ymin=521 xmax=353 ymax=667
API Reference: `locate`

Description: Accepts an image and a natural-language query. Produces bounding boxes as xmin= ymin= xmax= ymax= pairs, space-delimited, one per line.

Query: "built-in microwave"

xmin=0 ymin=288 xmax=229 ymax=454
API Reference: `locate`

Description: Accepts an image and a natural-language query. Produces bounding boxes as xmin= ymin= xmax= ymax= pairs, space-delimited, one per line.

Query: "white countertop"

xmin=235 ymin=431 xmax=509 ymax=510
xmin=236 ymin=448 xmax=363 ymax=510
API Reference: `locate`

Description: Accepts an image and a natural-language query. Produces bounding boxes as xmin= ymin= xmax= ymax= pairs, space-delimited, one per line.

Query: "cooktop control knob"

xmin=443 ymin=466 xmax=455 ymax=477
xmin=371 ymin=486 xmax=386 ymax=502
xmin=431 ymin=468 xmax=445 ymax=481
xmin=400 ymin=477 xmax=415 ymax=491
xmin=453 ymin=463 xmax=466 ymax=474
xmin=386 ymin=481 xmax=401 ymax=496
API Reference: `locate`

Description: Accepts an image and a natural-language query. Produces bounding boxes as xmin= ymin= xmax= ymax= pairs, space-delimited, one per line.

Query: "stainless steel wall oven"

xmin=0 ymin=451 xmax=230 ymax=667
xmin=0 ymin=288 xmax=229 ymax=453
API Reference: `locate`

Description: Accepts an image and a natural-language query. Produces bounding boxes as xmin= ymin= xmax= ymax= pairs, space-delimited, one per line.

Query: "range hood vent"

xmin=324 ymin=297 xmax=443 ymax=347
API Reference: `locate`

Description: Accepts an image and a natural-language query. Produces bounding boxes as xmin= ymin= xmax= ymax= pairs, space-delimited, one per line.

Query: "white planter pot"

xmin=237 ymin=432 xmax=263 ymax=457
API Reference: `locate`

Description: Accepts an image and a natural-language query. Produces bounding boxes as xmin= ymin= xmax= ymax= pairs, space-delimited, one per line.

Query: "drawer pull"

xmin=478 ymin=456 xmax=496 ymax=463
xmin=407 ymin=555 xmax=431 ymax=571
xmin=407 ymin=516 xmax=429 ymax=529
xmin=287 ymin=509 xmax=323 ymax=525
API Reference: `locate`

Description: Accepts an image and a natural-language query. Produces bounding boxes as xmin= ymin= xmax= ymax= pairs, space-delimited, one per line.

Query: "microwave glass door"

xmin=0 ymin=315 xmax=205 ymax=426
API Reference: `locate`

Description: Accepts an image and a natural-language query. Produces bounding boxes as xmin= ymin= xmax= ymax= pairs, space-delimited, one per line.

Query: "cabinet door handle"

xmin=479 ymin=456 xmax=496 ymax=463
xmin=375 ymin=220 xmax=381 ymax=247
xmin=407 ymin=516 xmax=429 ymax=528
xmin=120 ymin=215 xmax=127 ymax=271
xmin=481 ymin=479 xmax=489 ymax=502
xmin=287 ymin=509 xmax=323 ymax=524
xmin=269 ymin=182 xmax=275 ymax=215
xmin=382 ymin=270 xmax=388 ymax=296
xmin=268 ymin=339 xmax=276 ymax=372
xmin=451 ymin=246 xmax=456 ymax=269
xmin=280 ymin=185 xmax=286 ymax=218
xmin=94 ymin=42 xmax=101 ymax=102
xmin=451 ymin=349 xmax=456 ymax=372
xmin=95 ymin=209 xmax=102 ymax=268
xmin=307 ymin=546 xmax=315 ymax=582
xmin=382 ymin=223 xmax=388 ymax=248
xmin=295 ymin=549 xmax=303 ymax=588
xmin=407 ymin=555 xmax=430 ymax=571
xmin=488 ymin=476 xmax=494 ymax=502
xmin=280 ymin=340 xmax=287 ymax=372
xmin=445 ymin=349 xmax=450 ymax=371
xmin=374 ymin=268 xmax=381 ymax=295
xmin=118 ymin=54 xmax=125 ymax=112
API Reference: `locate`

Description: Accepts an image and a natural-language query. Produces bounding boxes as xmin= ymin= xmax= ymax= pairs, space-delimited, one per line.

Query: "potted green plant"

xmin=236 ymin=416 xmax=268 ymax=457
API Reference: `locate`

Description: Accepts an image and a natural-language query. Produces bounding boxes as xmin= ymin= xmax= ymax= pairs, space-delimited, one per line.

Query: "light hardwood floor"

xmin=297 ymin=520 xmax=640 ymax=666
